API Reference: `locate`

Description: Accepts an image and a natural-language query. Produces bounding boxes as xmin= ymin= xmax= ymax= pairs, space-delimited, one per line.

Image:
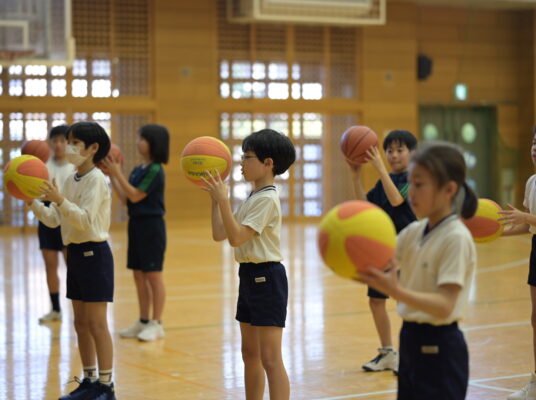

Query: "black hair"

xmin=242 ymin=129 xmax=296 ymax=176
xmin=139 ymin=124 xmax=169 ymax=164
xmin=48 ymin=124 xmax=69 ymax=140
xmin=411 ymin=142 xmax=478 ymax=219
xmin=67 ymin=121 xmax=111 ymax=164
xmin=383 ymin=129 xmax=417 ymax=151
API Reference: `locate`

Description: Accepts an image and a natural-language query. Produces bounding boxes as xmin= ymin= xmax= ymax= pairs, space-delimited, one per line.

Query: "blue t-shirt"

xmin=366 ymin=171 xmax=416 ymax=233
xmin=127 ymin=163 xmax=165 ymax=217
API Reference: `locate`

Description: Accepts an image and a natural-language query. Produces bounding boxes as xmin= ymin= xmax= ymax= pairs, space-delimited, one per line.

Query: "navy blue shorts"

xmin=236 ymin=262 xmax=288 ymax=327
xmin=66 ymin=241 xmax=114 ymax=302
xmin=398 ymin=321 xmax=468 ymax=400
xmin=529 ymin=235 xmax=536 ymax=286
xmin=127 ymin=216 xmax=166 ymax=272
xmin=38 ymin=221 xmax=64 ymax=251
xmin=368 ymin=285 xmax=388 ymax=299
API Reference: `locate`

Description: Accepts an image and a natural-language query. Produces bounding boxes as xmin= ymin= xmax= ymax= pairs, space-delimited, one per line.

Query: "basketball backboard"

xmin=0 ymin=0 xmax=75 ymax=66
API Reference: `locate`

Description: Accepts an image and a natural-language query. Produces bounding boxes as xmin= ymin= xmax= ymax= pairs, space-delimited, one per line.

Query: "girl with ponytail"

xmin=358 ymin=142 xmax=477 ymax=400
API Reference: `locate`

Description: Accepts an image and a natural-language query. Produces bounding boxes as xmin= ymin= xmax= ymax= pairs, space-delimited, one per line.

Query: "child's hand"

xmin=364 ymin=146 xmax=387 ymax=174
xmin=498 ymin=204 xmax=527 ymax=226
xmin=201 ymin=169 xmax=229 ymax=203
xmin=100 ymin=155 xmax=121 ymax=176
xmin=40 ymin=179 xmax=64 ymax=205
xmin=355 ymin=259 xmax=399 ymax=297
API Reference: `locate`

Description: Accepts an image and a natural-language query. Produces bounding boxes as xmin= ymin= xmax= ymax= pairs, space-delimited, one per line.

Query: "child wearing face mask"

xmin=28 ymin=122 xmax=116 ymax=400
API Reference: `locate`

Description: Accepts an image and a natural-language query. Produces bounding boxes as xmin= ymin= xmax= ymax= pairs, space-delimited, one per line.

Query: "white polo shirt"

xmin=524 ymin=174 xmax=536 ymax=234
xmin=234 ymin=186 xmax=283 ymax=264
xmin=45 ymin=157 xmax=75 ymax=191
xmin=30 ymin=167 xmax=111 ymax=245
xmin=396 ymin=215 xmax=476 ymax=326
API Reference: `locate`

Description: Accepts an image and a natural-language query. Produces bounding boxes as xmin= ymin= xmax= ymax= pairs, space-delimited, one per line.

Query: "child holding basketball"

xmin=102 ymin=124 xmax=169 ymax=342
xmin=28 ymin=122 xmax=116 ymax=400
xmin=359 ymin=142 xmax=477 ymax=400
xmin=351 ymin=129 xmax=417 ymax=373
xmin=498 ymin=127 xmax=536 ymax=400
xmin=38 ymin=124 xmax=75 ymax=323
xmin=203 ymin=129 xmax=295 ymax=400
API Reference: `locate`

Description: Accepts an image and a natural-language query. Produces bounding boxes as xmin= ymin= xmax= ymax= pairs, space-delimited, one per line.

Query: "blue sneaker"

xmin=58 ymin=377 xmax=99 ymax=400
xmin=90 ymin=382 xmax=116 ymax=400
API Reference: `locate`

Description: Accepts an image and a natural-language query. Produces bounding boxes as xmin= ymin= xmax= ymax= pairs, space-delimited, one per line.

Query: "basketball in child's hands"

xmin=97 ymin=143 xmax=124 ymax=173
xmin=462 ymin=198 xmax=504 ymax=243
xmin=340 ymin=125 xmax=378 ymax=165
xmin=3 ymin=155 xmax=50 ymax=201
xmin=21 ymin=140 xmax=50 ymax=163
xmin=318 ymin=200 xmax=396 ymax=279
xmin=180 ymin=136 xmax=232 ymax=187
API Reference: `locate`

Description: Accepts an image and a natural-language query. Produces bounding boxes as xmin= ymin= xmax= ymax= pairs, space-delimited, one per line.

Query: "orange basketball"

xmin=21 ymin=140 xmax=50 ymax=163
xmin=97 ymin=143 xmax=124 ymax=173
xmin=180 ymin=136 xmax=232 ymax=187
xmin=3 ymin=155 xmax=50 ymax=201
xmin=340 ymin=125 xmax=378 ymax=165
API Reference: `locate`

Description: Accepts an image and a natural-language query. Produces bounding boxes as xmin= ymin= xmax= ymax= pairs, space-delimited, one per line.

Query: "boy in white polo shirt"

xmin=499 ymin=127 xmax=536 ymax=400
xmin=29 ymin=122 xmax=116 ymax=400
xmin=203 ymin=129 xmax=295 ymax=400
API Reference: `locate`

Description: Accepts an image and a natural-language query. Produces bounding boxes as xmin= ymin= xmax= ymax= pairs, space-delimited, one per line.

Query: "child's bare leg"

xmin=259 ymin=326 xmax=289 ymax=400
xmin=146 ymin=271 xmax=165 ymax=321
xmin=240 ymin=323 xmax=265 ymax=400
xmin=369 ymin=297 xmax=393 ymax=347
xmin=85 ymin=302 xmax=113 ymax=370
xmin=72 ymin=300 xmax=96 ymax=367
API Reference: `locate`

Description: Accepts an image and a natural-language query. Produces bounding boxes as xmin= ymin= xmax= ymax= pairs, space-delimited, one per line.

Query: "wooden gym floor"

xmin=0 ymin=221 xmax=533 ymax=399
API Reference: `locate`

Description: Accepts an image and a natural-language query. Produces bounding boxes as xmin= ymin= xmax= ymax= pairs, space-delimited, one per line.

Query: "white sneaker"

xmin=508 ymin=373 xmax=536 ymax=400
xmin=137 ymin=320 xmax=165 ymax=342
xmin=362 ymin=348 xmax=398 ymax=372
xmin=39 ymin=310 xmax=61 ymax=323
xmin=119 ymin=320 xmax=147 ymax=338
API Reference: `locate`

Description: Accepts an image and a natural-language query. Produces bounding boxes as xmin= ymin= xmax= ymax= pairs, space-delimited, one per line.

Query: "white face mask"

xmin=65 ymin=144 xmax=88 ymax=167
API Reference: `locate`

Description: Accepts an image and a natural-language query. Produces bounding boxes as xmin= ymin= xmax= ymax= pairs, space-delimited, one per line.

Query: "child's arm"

xmin=203 ymin=171 xmax=256 ymax=247
xmin=365 ymin=147 xmax=404 ymax=207
xmin=358 ymin=264 xmax=461 ymax=320
xmin=41 ymin=178 xmax=106 ymax=231
xmin=101 ymin=157 xmax=147 ymax=204
xmin=350 ymin=164 xmax=367 ymax=200
xmin=27 ymin=191 xmax=61 ymax=228
xmin=499 ymin=204 xmax=534 ymax=236
xmin=211 ymin=198 xmax=228 ymax=241
xmin=109 ymin=177 xmax=127 ymax=205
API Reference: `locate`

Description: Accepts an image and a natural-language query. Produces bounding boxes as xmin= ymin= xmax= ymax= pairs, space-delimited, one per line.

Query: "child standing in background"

xmin=499 ymin=127 xmax=536 ymax=400
xmin=351 ymin=130 xmax=417 ymax=373
xmin=103 ymin=124 xmax=169 ymax=342
xmin=359 ymin=143 xmax=477 ymax=400
xmin=38 ymin=124 xmax=75 ymax=323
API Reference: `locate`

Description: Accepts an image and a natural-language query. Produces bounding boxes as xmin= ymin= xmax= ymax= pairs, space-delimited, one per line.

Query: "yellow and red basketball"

xmin=3 ymin=155 xmax=50 ymax=201
xmin=318 ymin=200 xmax=396 ymax=279
xmin=21 ymin=140 xmax=50 ymax=163
xmin=180 ymin=136 xmax=232 ymax=187
xmin=462 ymin=198 xmax=504 ymax=243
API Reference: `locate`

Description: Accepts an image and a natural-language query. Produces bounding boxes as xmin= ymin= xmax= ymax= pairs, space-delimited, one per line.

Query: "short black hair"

xmin=49 ymin=124 xmax=69 ymax=140
xmin=67 ymin=122 xmax=111 ymax=164
xmin=383 ymin=129 xmax=417 ymax=151
xmin=140 ymin=124 xmax=169 ymax=164
xmin=242 ymin=129 xmax=296 ymax=176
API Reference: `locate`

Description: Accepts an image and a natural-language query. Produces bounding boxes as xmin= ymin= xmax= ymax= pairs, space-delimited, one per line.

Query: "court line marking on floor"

xmin=310 ymin=373 xmax=530 ymax=399
xmin=463 ymin=320 xmax=530 ymax=332
xmin=477 ymin=258 xmax=529 ymax=274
